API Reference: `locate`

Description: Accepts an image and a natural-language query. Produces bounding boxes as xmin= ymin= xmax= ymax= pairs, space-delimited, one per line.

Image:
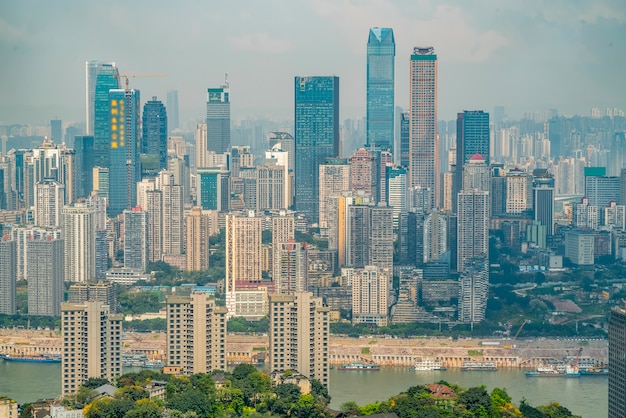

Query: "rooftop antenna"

xmin=224 ymin=73 xmax=229 ymax=88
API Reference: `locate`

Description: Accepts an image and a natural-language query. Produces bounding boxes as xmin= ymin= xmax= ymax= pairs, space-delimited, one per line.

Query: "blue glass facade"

xmin=455 ymin=110 xmax=490 ymax=203
xmin=294 ymin=76 xmax=340 ymax=223
xmin=93 ymin=64 xmax=120 ymax=168
xmin=366 ymin=28 xmax=395 ymax=152
xmin=74 ymin=135 xmax=95 ymax=199
xmin=108 ymin=89 xmax=141 ymax=217
xmin=142 ymin=97 xmax=168 ymax=170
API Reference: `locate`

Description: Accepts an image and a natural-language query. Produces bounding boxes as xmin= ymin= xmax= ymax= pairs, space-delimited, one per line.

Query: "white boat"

xmin=414 ymin=359 xmax=446 ymax=371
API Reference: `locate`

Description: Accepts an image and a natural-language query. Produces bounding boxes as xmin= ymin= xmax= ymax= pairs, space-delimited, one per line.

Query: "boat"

xmin=525 ymin=364 xmax=580 ymax=378
xmin=414 ymin=359 xmax=446 ymax=371
xmin=579 ymin=367 xmax=608 ymax=377
xmin=337 ymin=361 xmax=380 ymax=371
xmin=1 ymin=354 xmax=61 ymax=363
xmin=460 ymin=361 xmax=497 ymax=371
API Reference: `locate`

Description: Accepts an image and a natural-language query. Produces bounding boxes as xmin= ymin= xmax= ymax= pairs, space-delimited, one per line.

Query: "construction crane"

xmin=572 ymin=346 xmax=584 ymax=370
xmin=115 ymin=72 xmax=168 ymax=90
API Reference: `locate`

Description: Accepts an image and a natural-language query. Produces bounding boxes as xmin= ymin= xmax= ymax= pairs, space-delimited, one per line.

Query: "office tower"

xmin=185 ymin=206 xmax=211 ymax=271
xmin=609 ymin=302 xmax=626 ymax=417
xmin=269 ymin=291 xmax=329 ymax=388
xmin=166 ymin=90 xmax=179 ymax=131
xmin=423 ymin=210 xmax=448 ymax=263
xmin=68 ymin=282 xmax=117 ymax=313
xmin=61 ymin=301 xmax=122 ymax=395
xmin=34 ymin=179 xmax=65 ymax=227
xmin=74 ymin=135 xmax=95 ymax=199
xmin=256 ymin=164 xmax=285 ymax=211
xmin=351 ymin=265 xmax=389 ymax=326
xmin=142 ymin=97 xmax=168 ymax=170
xmin=108 ymin=88 xmax=141 ymax=217
xmin=27 ymin=238 xmax=64 ymax=317
xmin=91 ymin=62 xmax=120 ymax=166
xmin=63 ymin=203 xmax=96 ymax=283
xmin=266 ymin=143 xmax=292 ymax=209
xmin=295 ymin=76 xmax=340 ymax=223
xmin=95 ymin=229 xmax=108 ymax=280
xmin=197 ymin=167 xmax=229 ymax=211
xmin=533 ymin=169 xmax=555 ymax=235
xmin=225 ymin=211 xmax=262 ymax=293
xmin=565 ymin=229 xmax=595 ymax=265
xmin=399 ymin=111 xmax=411 ymax=168
xmin=386 ymin=165 xmax=407 ymax=228
xmin=123 ymin=207 xmax=148 ymax=271
xmin=347 ymin=203 xmax=394 ymax=272
xmin=86 ymin=61 xmax=117 ymax=135
xmin=442 ymin=172 xmax=453 ymax=212
xmin=491 ymin=166 xmax=506 ymax=216
xmin=318 ymin=158 xmax=350 ymax=233
xmin=585 ymin=170 xmax=620 ymax=208
xmin=158 ymin=171 xmax=184 ymax=257
xmin=50 ymin=119 xmax=62 ymax=143
xmin=366 ymin=27 xmax=395 ymax=152
xmin=457 ymin=189 xmax=489 ymax=272
xmin=350 ymin=148 xmax=377 ymax=198
xmin=92 ymin=167 xmax=109 ymax=200
xmin=458 ymin=260 xmax=489 ymax=325
xmin=505 ymin=169 xmax=533 ymax=215
xmin=165 ymin=293 xmax=227 ymax=374
xmin=409 ymin=47 xmax=438 ymax=208
xmin=206 ymin=84 xmax=230 ymax=153
xmin=231 ymin=146 xmax=254 ymax=178
xmin=269 ymin=132 xmax=295 ymax=177
xmin=0 ymin=237 xmax=16 ymax=315
xmin=274 ymin=241 xmax=308 ymax=294
xmin=455 ymin=111 xmax=490 ymax=205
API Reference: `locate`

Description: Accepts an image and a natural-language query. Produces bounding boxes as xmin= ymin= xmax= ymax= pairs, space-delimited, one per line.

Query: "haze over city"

xmin=2 ymin=0 xmax=626 ymax=125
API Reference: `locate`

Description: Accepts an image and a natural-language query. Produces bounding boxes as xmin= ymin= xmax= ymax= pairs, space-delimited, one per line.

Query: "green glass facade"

xmin=93 ymin=64 xmax=120 ymax=168
xmin=366 ymin=28 xmax=395 ymax=152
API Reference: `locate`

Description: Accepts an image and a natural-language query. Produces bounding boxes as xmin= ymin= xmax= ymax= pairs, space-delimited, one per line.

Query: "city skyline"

xmin=2 ymin=1 xmax=625 ymax=125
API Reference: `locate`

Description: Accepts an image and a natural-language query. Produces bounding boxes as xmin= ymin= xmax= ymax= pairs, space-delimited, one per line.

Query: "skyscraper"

xmin=351 ymin=265 xmax=389 ymax=326
xmin=409 ymin=47 xmax=438 ymax=208
xmin=318 ymin=158 xmax=350 ymax=233
xmin=61 ymin=301 xmax=122 ymax=395
xmin=458 ymin=260 xmax=489 ymax=325
xmin=455 ymin=110 xmax=490 ymax=207
xmin=92 ymin=63 xmax=120 ymax=167
xmin=197 ymin=167 xmax=230 ymax=211
xmin=206 ymin=84 xmax=230 ymax=153
xmin=269 ymin=291 xmax=330 ymax=388
xmin=609 ymin=302 xmax=626 ymax=418
xmin=350 ymin=148 xmax=377 ymax=198
xmin=533 ymin=169 xmax=555 ymax=236
xmin=274 ymin=241 xmax=308 ymax=295
xmin=0 ymin=237 xmax=16 ymax=315
xmin=74 ymin=135 xmax=95 ymax=199
xmin=142 ymin=97 xmax=168 ymax=170
xmin=166 ymin=89 xmax=179 ymax=132
xmin=366 ymin=27 xmax=395 ymax=152
xmin=158 ymin=171 xmax=184 ymax=257
xmin=225 ymin=211 xmax=262 ymax=294
xmin=27 ymin=238 xmax=64 ymax=317
xmin=165 ymin=293 xmax=227 ymax=374
xmin=50 ymin=119 xmax=62 ymax=144
xmin=400 ymin=111 xmax=410 ymax=168
xmin=63 ymin=203 xmax=96 ymax=283
xmin=295 ymin=76 xmax=340 ymax=223
xmin=124 ymin=207 xmax=148 ymax=271
xmin=457 ymin=189 xmax=489 ymax=273
xmin=34 ymin=179 xmax=65 ymax=227
xmin=185 ymin=206 xmax=211 ymax=272
xmin=108 ymin=88 xmax=141 ymax=216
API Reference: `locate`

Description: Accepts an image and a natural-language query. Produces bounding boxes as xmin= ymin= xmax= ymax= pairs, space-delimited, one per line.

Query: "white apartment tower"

xmin=63 ymin=203 xmax=96 ymax=283
xmin=351 ymin=266 xmax=389 ymax=326
xmin=457 ymin=189 xmax=489 ymax=272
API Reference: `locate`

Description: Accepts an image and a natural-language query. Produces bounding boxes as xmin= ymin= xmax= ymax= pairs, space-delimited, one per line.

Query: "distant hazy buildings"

xmin=409 ymin=47 xmax=438 ymax=208
xmin=206 ymin=84 xmax=230 ymax=154
xmin=609 ymin=302 xmax=626 ymax=418
xmin=166 ymin=89 xmax=179 ymax=131
xmin=61 ymin=301 xmax=122 ymax=395
xmin=269 ymin=292 xmax=330 ymax=388
xmin=185 ymin=206 xmax=211 ymax=271
xmin=142 ymin=97 xmax=168 ymax=171
xmin=366 ymin=27 xmax=395 ymax=152
xmin=295 ymin=76 xmax=340 ymax=224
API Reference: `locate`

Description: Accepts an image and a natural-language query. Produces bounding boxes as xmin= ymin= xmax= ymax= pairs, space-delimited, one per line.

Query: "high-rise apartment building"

xmin=225 ymin=211 xmax=262 ymax=293
xmin=166 ymin=90 xmax=179 ymax=132
xmin=400 ymin=111 xmax=410 ymax=168
xmin=206 ymin=84 xmax=230 ymax=154
xmin=609 ymin=302 xmax=626 ymax=418
xmin=318 ymin=158 xmax=350 ymax=233
xmin=269 ymin=292 xmax=330 ymax=388
xmin=142 ymin=97 xmax=168 ymax=170
xmin=585 ymin=171 xmax=620 ymax=208
xmin=27 ymin=239 xmax=64 ymax=317
xmin=63 ymin=203 xmax=96 ymax=283
xmin=295 ymin=76 xmax=340 ymax=223
xmin=266 ymin=145 xmax=291 ymax=209
xmin=145 ymin=189 xmax=163 ymax=262
xmin=165 ymin=293 xmax=227 ymax=374
xmin=274 ymin=241 xmax=308 ymax=294
xmin=409 ymin=47 xmax=438 ymax=208
xmin=34 ymin=179 xmax=65 ymax=227
xmin=386 ymin=165 xmax=407 ymax=230
xmin=123 ymin=207 xmax=148 ymax=271
xmin=0 ymin=237 xmax=16 ymax=315
xmin=269 ymin=131 xmax=295 ymax=177
xmin=256 ymin=164 xmax=285 ymax=211
xmin=457 ymin=189 xmax=489 ymax=272
xmin=505 ymin=169 xmax=533 ymax=215
xmin=351 ymin=266 xmax=389 ymax=326
xmin=423 ymin=210 xmax=448 ymax=263
xmin=185 ymin=206 xmax=211 ymax=271
xmin=108 ymin=88 xmax=141 ymax=216
xmin=158 ymin=171 xmax=184 ymax=257
xmin=271 ymin=211 xmax=295 ymax=279
xmin=366 ymin=27 xmax=395 ymax=152
xmin=61 ymin=301 xmax=122 ymax=395
xmin=458 ymin=260 xmax=489 ymax=325
xmin=347 ymin=203 xmax=394 ymax=272
xmin=350 ymin=148 xmax=377 ymax=199
xmin=91 ymin=62 xmax=119 ymax=166
xmin=68 ymin=282 xmax=117 ymax=313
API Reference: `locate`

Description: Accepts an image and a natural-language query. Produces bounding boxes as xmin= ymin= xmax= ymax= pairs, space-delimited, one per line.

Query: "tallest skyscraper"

xmin=366 ymin=28 xmax=395 ymax=153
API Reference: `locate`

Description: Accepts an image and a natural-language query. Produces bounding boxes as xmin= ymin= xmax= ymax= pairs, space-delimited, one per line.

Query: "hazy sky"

xmin=1 ymin=0 xmax=625 ymax=127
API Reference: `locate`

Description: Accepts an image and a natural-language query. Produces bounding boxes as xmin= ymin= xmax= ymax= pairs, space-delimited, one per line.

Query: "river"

xmin=0 ymin=362 xmax=607 ymax=417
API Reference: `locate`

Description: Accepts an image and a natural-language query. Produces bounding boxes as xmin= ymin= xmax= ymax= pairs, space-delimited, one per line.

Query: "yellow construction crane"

xmin=115 ymin=72 xmax=168 ymax=90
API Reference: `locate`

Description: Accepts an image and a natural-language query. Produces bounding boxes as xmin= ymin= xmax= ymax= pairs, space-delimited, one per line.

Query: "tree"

xmin=457 ymin=386 xmax=491 ymax=413
xmin=491 ymin=387 xmax=512 ymax=409
xmin=166 ymin=389 xmax=213 ymax=416
xmin=340 ymin=401 xmax=361 ymax=416
xmin=231 ymin=363 xmax=257 ymax=382
xmin=115 ymin=385 xmax=150 ymax=402
xmin=82 ymin=377 xmax=110 ymax=389
xmin=84 ymin=397 xmax=134 ymax=418
xmin=123 ymin=399 xmax=162 ymax=418
xmin=311 ymin=379 xmax=331 ymax=405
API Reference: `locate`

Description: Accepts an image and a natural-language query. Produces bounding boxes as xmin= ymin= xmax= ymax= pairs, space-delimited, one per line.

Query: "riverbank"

xmin=0 ymin=329 xmax=608 ymax=368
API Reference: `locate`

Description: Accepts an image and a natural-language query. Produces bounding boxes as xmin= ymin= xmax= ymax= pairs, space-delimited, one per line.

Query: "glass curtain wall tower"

xmin=206 ymin=83 xmax=230 ymax=154
xmin=366 ymin=28 xmax=395 ymax=153
xmin=92 ymin=63 xmax=120 ymax=168
xmin=142 ymin=97 xmax=168 ymax=171
xmin=294 ymin=76 xmax=340 ymax=224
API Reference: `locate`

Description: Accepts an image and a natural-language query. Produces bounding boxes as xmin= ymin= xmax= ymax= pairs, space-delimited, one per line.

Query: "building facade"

xmin=457 ymin=189 xmax=489 ymax=272
xmin=123 ymin=207 xmax=149 ymax=271
xmin=63 ymin=203 xmax=96 ymax=283
xmin=142 ymin=97 xmax=168 ymax=170
xmin=27 ymin=239 xmax=64 ymax=317
xmin=609 ymin=303 xmax=626 ymax=418
xmin=0 ymin=237 xmax=16 ymax=314
xmin=206 ymin=85 xmax=230 ymax=154
xmin=351 ymin=266 xmax=389 ymax=326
